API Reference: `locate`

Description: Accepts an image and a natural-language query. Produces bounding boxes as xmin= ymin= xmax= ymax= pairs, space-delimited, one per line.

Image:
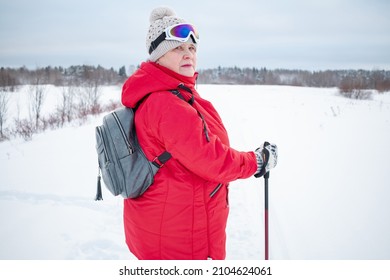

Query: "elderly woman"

xmin=121 ymin=7 xmax=277 ymax=260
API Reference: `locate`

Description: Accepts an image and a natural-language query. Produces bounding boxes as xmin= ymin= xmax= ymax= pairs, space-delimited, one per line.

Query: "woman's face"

xmin=157 ymin=43 xmax=197 ymax=77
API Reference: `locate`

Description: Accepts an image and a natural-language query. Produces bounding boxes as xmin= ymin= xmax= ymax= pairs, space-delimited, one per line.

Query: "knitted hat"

xmin=146 ymin=7 xmax=197 ymax=62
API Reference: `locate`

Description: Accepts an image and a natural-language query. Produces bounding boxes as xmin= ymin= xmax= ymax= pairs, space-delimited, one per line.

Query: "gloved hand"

xmin=254 ymin=142 xmax=278 ymax=178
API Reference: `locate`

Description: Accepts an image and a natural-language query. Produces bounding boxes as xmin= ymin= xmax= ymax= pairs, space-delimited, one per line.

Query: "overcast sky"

xmin=1 ymin=0 xmax=389 ymax=71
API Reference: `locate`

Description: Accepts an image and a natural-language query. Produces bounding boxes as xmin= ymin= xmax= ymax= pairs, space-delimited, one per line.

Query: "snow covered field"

xmin=1 ymin=84 xmax=390 ymax=260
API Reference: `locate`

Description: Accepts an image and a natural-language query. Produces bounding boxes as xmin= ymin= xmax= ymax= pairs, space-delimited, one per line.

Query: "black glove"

xmin=254 ymin=142 xmax=278 ymax=178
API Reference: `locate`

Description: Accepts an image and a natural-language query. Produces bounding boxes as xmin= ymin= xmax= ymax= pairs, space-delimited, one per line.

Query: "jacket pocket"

xmin=225 ymin=184 xmax=229 ymax=208
xmin=209 ymin=183 xmax=229 ymax=208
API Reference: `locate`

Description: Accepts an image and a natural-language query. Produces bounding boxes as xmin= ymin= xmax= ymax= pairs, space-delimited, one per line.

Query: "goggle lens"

xmin=149 ymin=23 xmax=199 ymax=54
xmin=167 ymin=24 xmax=199 ymax=42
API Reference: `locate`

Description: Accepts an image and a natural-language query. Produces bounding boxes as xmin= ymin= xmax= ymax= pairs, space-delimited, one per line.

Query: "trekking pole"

xmin=264 ymin=170 xmax=270 ymax=260
xmin=256 ymin=141 xmax=271 ymax=260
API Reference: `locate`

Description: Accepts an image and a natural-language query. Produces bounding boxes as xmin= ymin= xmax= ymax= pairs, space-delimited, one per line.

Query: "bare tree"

xmin=57 ymin=83 xmax=76 ymax=126
xmin=0 ymin=91 xmax=9 ymax=139
xmin=28 ymin=73 xmax=46 ymax=130
xmin=76 ymin=72 xmax=102 ymax=118
xmin=84 ymin=79 xmax=102 ymax=114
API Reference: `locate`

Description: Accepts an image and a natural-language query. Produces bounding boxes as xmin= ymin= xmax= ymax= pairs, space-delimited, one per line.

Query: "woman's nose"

xmin=183 ymin=49 xmax=193 ymax=59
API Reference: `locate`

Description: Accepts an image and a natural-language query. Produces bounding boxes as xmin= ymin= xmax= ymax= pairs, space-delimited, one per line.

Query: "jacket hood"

xmin=122 ymin=62 xmax=198 ymax=107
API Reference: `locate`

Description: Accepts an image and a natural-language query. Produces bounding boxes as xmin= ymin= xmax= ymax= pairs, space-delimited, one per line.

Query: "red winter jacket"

xmin=121 ymin=62 xmax=257 ymax=260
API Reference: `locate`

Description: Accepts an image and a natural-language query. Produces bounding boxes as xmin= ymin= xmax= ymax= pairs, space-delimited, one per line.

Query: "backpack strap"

xmin=137 ymin=88 xmax=208 ymax=170
xmin=136 ymin=90 xmax=186 ymax=169
xmin=134 ymin=90 xmax=185 ymax=110
xmin=150 ymin=89 xmax=188 ymax=167
xmin=174 ymin=85 xmax=210 ymax=142
xmin=134 ymin=93 xmax=152 ymax=111
xmin=178 ymin=84 xmax=195 ymax=105
xmin=170 ymin=89 xmax=186 ymax=102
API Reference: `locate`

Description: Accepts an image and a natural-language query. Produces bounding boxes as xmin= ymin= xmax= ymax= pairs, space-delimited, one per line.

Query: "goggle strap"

xmin=149 ymin=32 xmax=166 ymax=54
xmin=189 ymin=34 xmax=197 ymax=44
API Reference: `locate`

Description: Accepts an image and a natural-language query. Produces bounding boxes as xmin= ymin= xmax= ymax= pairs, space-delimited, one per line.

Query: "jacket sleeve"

xmin=146 ymin=92 xmax=258 ymax=183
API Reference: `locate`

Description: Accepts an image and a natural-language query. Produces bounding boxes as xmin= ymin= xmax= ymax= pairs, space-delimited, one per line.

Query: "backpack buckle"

xmin=152 ymin=156 xmax=164 ymax=168
xmin=152 ymin=151 xmax=172 ymax=168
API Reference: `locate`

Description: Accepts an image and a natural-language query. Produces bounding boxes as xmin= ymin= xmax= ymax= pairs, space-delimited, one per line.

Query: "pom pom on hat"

xmin=149 ymin=7 xmax=176 ymax=23
xmin=146 ymin=7 xmax=196 ymax=62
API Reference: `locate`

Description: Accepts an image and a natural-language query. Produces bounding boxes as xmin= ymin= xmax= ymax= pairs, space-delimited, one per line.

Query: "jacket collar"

xmin=122 ymin=62 xmax=198 ymax=108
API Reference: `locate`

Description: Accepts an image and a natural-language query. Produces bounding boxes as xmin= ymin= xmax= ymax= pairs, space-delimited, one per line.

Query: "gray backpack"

xmin=94 ymin=92 xmax=180 ymax=200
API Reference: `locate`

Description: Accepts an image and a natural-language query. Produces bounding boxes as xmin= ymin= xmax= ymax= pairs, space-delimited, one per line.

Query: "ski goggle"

xmin=149 ymin=23 xmax=199 ymax=54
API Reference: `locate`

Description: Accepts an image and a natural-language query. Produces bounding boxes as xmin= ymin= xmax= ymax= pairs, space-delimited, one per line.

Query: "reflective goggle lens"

xmin=148 ymin=23 xmax=199 ymax=54
xmin=166 ymin=24 xmax=199 ymax=42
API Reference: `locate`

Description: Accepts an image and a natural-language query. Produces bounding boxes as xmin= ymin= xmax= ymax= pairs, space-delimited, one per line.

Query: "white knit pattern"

xmin=149 ymin=40 xmax=183 ymax=62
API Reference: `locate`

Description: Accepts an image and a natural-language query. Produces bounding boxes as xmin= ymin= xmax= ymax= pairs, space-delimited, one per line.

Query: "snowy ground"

xmin=1 ymin=84 xmax=390 ymax=260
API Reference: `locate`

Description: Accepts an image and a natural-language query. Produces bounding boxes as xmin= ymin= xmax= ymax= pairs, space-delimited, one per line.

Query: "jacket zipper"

xmin=209 ymin=183 xmax=222 ymax=198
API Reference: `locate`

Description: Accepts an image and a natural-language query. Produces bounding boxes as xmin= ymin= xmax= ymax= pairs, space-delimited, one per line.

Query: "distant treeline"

xmin=1 ymin=65 xmax=390 ymax=92
xmin=1 ymin=64 xmax=389 ymax=141
xmin=0 ymin=65 xmax=130 ymax=91
xmin=198 ymin=67 xmax=390 ymax=92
